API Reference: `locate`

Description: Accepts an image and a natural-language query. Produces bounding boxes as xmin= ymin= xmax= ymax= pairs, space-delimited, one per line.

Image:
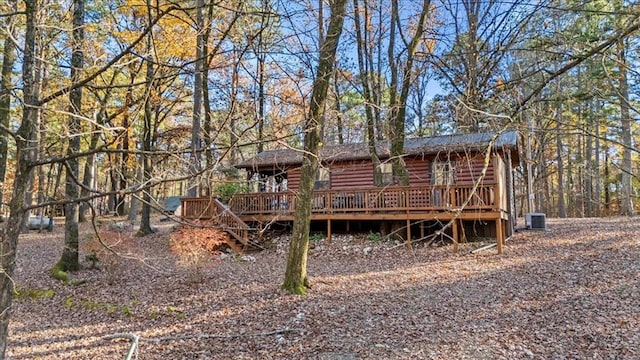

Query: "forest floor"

xmin=6 ymin=216 xmax=640 ymax=359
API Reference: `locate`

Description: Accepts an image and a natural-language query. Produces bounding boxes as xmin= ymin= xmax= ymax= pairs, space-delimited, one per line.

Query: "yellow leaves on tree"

xmin=114 ymin=0 xmax=196 ymax=60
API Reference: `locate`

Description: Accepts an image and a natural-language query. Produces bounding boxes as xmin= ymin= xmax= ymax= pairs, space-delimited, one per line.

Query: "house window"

xmin=379 ymin=163 xmax=393 ymax=186
xmin=432 ymin=161 xmax=455 ymax=185
xmin=314 ymin=167 xmax=330 ymax=189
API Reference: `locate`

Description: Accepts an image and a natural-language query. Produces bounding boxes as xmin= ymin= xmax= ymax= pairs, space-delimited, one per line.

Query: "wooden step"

xmin=224 ymin=236 xmax=244 ymax=253
xmin=222 ymin=231 xmax=264 ymax=253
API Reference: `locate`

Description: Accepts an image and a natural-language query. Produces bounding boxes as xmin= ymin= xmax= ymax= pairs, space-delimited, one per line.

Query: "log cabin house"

xmin=181 ymin=131 xmax=520 ymax=253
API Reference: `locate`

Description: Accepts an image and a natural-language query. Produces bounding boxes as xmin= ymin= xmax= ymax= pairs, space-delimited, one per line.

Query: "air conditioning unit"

xmin=525 ymin=213 xmax=547 ymax=230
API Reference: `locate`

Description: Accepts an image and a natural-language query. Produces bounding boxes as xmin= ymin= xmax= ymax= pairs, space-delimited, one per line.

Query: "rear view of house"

xmin=182 ymin=130 xmax=520 ymax=253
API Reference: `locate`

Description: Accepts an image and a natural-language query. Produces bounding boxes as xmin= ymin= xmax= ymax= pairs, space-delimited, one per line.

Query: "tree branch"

xmin=512 ymin=16 xmax=640 ymax=115
xmin=38 ymin=5 xmax=179 ymax=106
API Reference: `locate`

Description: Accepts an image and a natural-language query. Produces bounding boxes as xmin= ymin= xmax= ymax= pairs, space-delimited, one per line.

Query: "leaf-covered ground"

xmin=7 ymin=217 xmax=640 ymax=359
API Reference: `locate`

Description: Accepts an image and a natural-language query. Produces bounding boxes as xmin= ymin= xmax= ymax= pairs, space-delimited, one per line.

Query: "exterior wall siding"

xmin=406 ymin=157 xmax=431 ymax=185
xmin=287 ymin=166 xmax=301 ymax=190
xmin=328 ymin=160 xmax=374 ymax=190
xmin=455 ymin=155 xmax=496 ymax=184
xmin=283 ymin=152 xmax=500 ymax=191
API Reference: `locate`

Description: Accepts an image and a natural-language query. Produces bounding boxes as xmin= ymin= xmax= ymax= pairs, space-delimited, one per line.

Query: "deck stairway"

xmin=181 ymin=197 xmax=263 ymax=252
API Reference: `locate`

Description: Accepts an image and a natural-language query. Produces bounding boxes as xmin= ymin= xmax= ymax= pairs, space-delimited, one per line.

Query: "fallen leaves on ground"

xmin=7 ymin=217 xmax=640 ymax=359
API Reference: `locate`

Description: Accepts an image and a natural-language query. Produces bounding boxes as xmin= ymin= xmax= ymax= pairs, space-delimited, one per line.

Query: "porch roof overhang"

xmin=235 ymin=130 xmax=520 ymax=172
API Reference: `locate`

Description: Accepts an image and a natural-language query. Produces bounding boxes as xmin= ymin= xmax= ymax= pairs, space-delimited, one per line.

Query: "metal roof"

xmin=235 ymin=130 xmax=519 ymax=170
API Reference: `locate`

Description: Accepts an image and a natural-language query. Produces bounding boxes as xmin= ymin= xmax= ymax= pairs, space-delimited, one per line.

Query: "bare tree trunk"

xmin=353 ymin=0 xmax=382 ymax=185
xmin=556 ymin=103 xmax=567 ymax=218
xmin=283 ymin=0 xmax=347 ymax=295
xmin=49 ymin=162 xmax=63 ymax=225
xmin=0 ymin=0 xmax=18 ymax=216
xmin=256 ymin=44 xmax=266 ymax=153
xmin=22 ymin=5 xmax=45 ymax=229
xmin=567 ymin=141 xmax=575 ymax=217
xmin=34 ymin=51 xmax=48 ymax=222
xmin=585 ymin=104 xmax=593 ymax=217
xmin=138 ymin=0 xmax=156 ymax=236
xmin=78 ymin=95 xmax=112 ymax=221
xmin=374 ymin=4 xmax=384 ymax=141
xmin=594 ymin=102 xmax=601 ymax=217
xmin=202 ymin=0 xmax=239 ymax=171
xmin=0 ymin=0 xmax=39 ymax=353
xmin=616 ymin=37 xmax=634 ymax=216
xmin=201 ymin=0 xmax=215 ymax=190
xmin=229 ymin=48 xmax=240 ymax=164
xmin=117 ymin=79 xmax=132 ymax=216
xmin=79 ymin=109 xmax=103 ymax=222
xmin=108 ymin=153 xmax=118 ymax=213
xmin=333 ymin=74 xmax=344 ymax=144
xmin=542 ymin=158 xmax=551 ymax=215
xmin=188 ymin=0 xmax=205 ymax=197
xmin=36 ymin=143 xmax=46 ymax=219
xmin=317 ymin=0 xmax=326 ymax=143
xmin=58 ymin=0 xmax=85 ymax=272
xmin=387 ymin=0 xmax=431 ymax=187
xmin=604 ymin=150 xmax=611 ymax=213
xmin=128 ymin=159 xmax=142 ymax=222
xmin=576 ymin=133 xmax=584 ymax=216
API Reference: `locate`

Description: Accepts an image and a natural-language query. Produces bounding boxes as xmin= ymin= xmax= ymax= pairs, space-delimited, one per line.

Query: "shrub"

xmin=368 ymin=231 xmax=382 ymax=243
xmin=213 ymin=182 xmax=248 ymax=203
xmin=309 ymin=233 xmax=324 ymax=243
xmin=81 ymin=229 xmax=138 ymax=285
xmin=170 ymin=223 xmax=228 ymax=283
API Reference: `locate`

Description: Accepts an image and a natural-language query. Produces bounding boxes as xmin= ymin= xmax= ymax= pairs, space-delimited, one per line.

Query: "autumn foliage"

xmin=170 ymin=223 xmax=228 ymax=282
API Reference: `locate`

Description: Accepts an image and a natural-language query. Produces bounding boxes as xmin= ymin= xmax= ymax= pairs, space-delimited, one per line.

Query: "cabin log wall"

xmin=285 ymin=153 xmax=499 ymax=191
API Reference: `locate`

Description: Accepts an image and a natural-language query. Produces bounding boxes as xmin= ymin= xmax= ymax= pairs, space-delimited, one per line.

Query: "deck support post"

xmin=405 ymin=219 xmax=412 ymax=250
xmin=496 ymin=219 xmax=503 ymax=254
xmin=452 ymin=218 xmax=459 ymax=253
xmin=420 ymin=220 xmax=425 ymax=239
xmin=327 ymin=219 xmax=332 ymax=244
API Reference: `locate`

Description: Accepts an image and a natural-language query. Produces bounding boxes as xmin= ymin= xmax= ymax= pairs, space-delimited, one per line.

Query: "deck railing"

xmin=227 ymin=183 xmax=499 ymax=216
xmin=181 ymin=197 xmax=250 ymax=245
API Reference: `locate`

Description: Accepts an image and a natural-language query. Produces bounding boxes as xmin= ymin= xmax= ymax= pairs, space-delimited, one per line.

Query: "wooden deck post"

xmin=452 ymin=218 xmax=459 ymax=253
xmin=496 ymin=219 xmax=503 ymax=254
xmin=405 ymin=219 xmax=412 ymax=250
xmin=327 ymin=219 xmax=332 ymax=244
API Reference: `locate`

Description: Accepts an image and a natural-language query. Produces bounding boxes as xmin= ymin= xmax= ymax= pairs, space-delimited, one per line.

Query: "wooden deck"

xmin=181 ymin=184 xmax=508 ymax=253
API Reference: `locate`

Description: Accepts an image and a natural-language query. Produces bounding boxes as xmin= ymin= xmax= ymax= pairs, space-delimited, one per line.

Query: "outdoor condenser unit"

xmin=525 ymin=213 xmax=547 ymax=230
